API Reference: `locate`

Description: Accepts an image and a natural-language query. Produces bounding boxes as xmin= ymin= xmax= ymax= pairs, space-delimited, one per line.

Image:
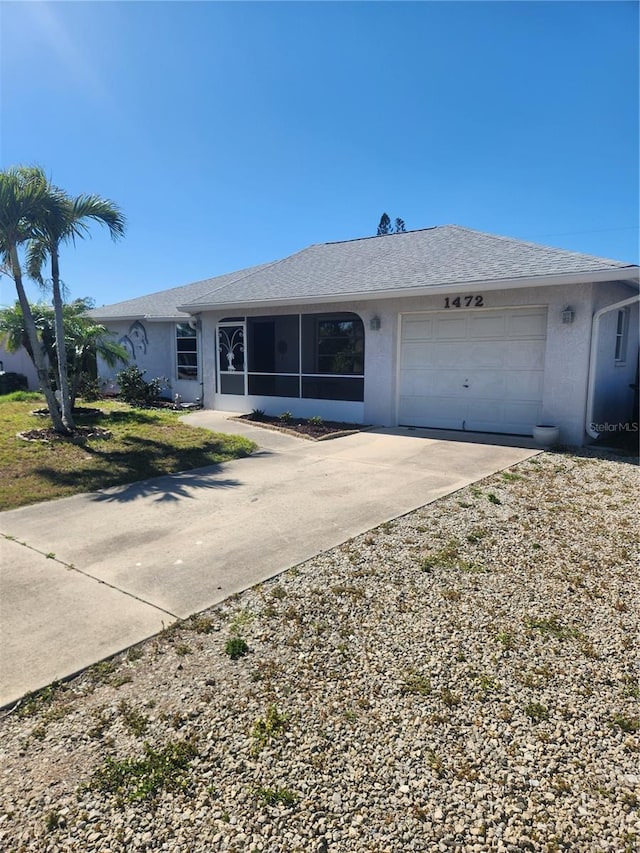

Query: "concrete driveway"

xmin=0 ymin=412 xmax=538 ymax=707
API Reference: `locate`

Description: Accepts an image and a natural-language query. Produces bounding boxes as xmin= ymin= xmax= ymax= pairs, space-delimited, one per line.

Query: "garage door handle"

xmin=462 ymin=379 xmax=470 ymax=388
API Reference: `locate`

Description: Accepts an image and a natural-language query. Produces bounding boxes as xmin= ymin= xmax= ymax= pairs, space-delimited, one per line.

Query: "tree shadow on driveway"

xmin=89 ymin=469 xmax=243 ymax=503
xmin=32 ymin=431 xmax=251 ymax=503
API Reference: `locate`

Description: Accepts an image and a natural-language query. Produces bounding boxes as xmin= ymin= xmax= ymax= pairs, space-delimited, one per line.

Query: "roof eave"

xmin=177 ymin=267 xmax=639 ymax=313
xmin=89 ymin=313 xmax=190 ymax=323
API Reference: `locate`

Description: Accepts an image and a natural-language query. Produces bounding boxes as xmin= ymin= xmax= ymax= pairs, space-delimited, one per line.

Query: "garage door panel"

xmin=398 ymin=308 xmax=547 ymax=435
xmin=399 ymin=395 xmax=466 ymax=427
xmin=467 ymin=342 xmax=506 ymax=368
xmin=435 ymin=316 xmax=468 ymax=338
xmin=504 ymin=371 xmax=544 ymax=400
xmin=469 ymin=314 xmax=506 ymax=338
xmin=466 ymin=373 xmax=506 ymax=396
xmin=505 ymin=340 xmax=546 ymax=369
xmin=504 ymin=400 xmax=542 ymax=422
xmin=402 ymin=370 xmax=469 ymax=396
xmin=469 ymin=400 xmax=505 ymax=423
xmin=400 ymin=342 xmax=433 ymax=368
xmin=402 ymin=317 xmax=434 ymax=339
xmin=508 ymin=311 xmax=547 ymax=338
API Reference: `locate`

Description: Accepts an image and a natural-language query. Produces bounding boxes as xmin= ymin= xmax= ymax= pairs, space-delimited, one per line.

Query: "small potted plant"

xmin=532 ymin=424 xmax=560 ymax=447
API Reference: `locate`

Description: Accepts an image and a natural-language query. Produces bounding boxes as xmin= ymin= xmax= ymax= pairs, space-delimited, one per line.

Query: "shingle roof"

xmin=89 ymin=262 xmax=275 ymax=320
xmin=92 ymin=226 xmax=637 ymax=319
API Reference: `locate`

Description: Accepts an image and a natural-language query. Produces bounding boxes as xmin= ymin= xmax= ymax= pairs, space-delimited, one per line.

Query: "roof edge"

xmin=176 ymin=267 xmax=640 ymax=314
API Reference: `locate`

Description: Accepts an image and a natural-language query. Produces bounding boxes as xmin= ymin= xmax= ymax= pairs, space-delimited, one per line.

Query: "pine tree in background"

xmin=376 ymin=212 xmax=407 ymax=235
xmin=377 ymin=212 xmax=392 ymax=235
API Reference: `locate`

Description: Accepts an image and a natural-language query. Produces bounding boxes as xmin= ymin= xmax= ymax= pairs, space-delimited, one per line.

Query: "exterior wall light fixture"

xmin=561 ymin=307 xmax=575 ymax=324
xmin=370 ymin=316 xmax=381 ymax=331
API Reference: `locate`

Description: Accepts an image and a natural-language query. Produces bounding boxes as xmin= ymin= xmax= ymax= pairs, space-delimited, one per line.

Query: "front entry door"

xmin=217 ymin=322 xmax=246 ymax=395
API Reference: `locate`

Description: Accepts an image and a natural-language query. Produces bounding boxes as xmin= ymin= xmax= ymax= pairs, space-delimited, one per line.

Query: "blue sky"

xmin=1 ymin=0 xmax=638 ymax=309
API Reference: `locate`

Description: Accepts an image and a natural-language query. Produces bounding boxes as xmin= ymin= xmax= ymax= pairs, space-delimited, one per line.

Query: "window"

xmin=316 ymin=318 xmax=364 ymax=374
xmin=218 ymin=312 xmax=365 ymax=402
xmin=176 ymin=323 xmax=198 ymax=380
xmin=614 ymin=308 xmax=628 ymax=363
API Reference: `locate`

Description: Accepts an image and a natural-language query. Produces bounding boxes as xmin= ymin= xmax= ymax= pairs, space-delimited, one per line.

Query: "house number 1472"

xmin=444 ymin=295 xmax=484 ymax=308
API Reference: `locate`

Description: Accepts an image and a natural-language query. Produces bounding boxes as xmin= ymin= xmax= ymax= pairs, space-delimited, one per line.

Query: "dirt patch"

xmin=235 ymin=413 xmax=370 ymax=441
xmin=30 ymin=407 xmax=105 ymax=419
xmin=18 ymin=426 xmax=112 ymax=443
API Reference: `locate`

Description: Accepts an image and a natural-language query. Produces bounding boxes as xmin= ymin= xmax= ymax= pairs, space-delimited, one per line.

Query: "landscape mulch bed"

xmin=235 ymin=413 xmax=370 ymax=440
xmin=18 ymin=426 xmax=112 ymax=442
xmin=20 ymin=407 xmax=112 ymax=442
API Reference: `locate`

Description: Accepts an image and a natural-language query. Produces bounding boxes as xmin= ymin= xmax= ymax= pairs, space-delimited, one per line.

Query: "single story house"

xmin=91 ymin=225 xmax=639 ymax=445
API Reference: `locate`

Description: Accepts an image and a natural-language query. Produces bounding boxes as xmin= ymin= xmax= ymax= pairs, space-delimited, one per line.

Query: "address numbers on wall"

xmin=444 ymin=295 xmax=484 ymax=309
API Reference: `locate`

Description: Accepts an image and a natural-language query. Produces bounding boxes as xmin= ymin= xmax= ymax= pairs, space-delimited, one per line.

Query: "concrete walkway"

xmin=0 ymin=413 xmax=539 ymax=707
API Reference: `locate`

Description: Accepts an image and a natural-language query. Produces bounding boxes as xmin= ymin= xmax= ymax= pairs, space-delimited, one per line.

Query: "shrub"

xmin=279 ymin=411 xmax=293 ymax=423
xmin=77 ymin=372 xmax=102 ymax=402
xmin=225 ymin=637 xmax=249 ymax=660
xmin=252 ymin=704 xmax=288 ymax=750
xmin=85 ymin=737 xmax=198 ymax=801
xmin=255 ymin=786 xmax=298 ymax=807
xmin=0 ymin=371 xmax=28 ymax=395
xmin=116 ymin=366 xmax=167 ymax=407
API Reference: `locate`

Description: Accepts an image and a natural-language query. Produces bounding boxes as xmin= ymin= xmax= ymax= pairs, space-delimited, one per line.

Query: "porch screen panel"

xmin=300 ymin=312 xmax=364 ymax=402
xmin=246 ymin=315 xmax=299 ymax=397
xmin=248 ymin=375 xmax=299 ymax=397
xmin=218 ymin=324 xmax=245 ymax=395
xmin=302 ymin=376 xmax=364 ymax=401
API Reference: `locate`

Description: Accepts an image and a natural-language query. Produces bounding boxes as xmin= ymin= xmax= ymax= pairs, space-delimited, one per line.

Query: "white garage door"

xmin=398 ymin=308 xmax=547 ymax=435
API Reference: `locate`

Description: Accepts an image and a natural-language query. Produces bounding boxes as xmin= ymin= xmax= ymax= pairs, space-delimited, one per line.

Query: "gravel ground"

xmin=1 ymin=448 xmax=638 ymax=853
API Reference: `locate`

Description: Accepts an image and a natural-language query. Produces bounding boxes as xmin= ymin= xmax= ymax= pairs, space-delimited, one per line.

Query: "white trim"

xmin=394 ymin=311 xmax=403 ymax=426
xmin=585 ymin=294 xmax=640 ymax=439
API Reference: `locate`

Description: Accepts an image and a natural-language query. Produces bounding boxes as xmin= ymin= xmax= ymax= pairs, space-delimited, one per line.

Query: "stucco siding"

xmin=100 ymin=279 xmax=638 ymax=445
xmin=0 ymin=346 xmax=39 ymax=389
xmin=355 ymin=283 xmax=596 ymax=444
xmin=198 ymin=284 xmax=601 ymax=443
xmin=591 ymin=283 xmax=639 ymax=431
xmin=97 ymin=320 xmax=203 ymax=403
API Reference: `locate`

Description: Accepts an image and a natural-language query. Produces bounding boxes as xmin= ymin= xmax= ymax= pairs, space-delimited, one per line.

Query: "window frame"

xmin=217 ymin=312 xmax=365 ymax=402
xmin=176 ymin=322 xmax=199 ymax=381
xmin=315 ymin=317 xmax=365 ymax=376
xmin=614 ymin=308 xmax=629 ymax=364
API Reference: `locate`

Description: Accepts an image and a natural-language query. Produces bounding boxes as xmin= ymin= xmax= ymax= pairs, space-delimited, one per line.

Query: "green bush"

xmin=77 ymin=372 xmax=102 ymax=402
xmin=0 ymin=372 xmax=28 ymax=395
xmin=116 ymin=366 xmax=167 ymax=407
xmin=225 ymin=637 xmax=249 ymax=660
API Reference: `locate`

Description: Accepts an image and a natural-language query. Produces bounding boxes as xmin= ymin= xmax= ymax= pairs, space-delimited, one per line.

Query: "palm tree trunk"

xmin=50 ymin=248 xmax=75 ymax=430
xmin=9 ymin=244 xmax=67 ymax=434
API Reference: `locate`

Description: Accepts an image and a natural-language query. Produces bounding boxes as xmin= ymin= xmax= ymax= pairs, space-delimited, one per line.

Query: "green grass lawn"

xmin=0 ymin=394 xmax=256 ymax=511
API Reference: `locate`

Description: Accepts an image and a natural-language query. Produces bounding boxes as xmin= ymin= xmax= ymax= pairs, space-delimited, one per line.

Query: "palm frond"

xmin=25 ymin=239 xmax=48 ymax=285
xmin=70 ymin=194 xmax=126 ymax=241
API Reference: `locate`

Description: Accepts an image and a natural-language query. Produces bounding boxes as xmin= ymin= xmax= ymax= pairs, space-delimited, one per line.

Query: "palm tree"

xmin=0 ymin=298 xmax=129 ymax=407
xmin=26 ymin=175 xmax=125 ymax=430
xmin=0 ymin=166 xmax=66 ymax=431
